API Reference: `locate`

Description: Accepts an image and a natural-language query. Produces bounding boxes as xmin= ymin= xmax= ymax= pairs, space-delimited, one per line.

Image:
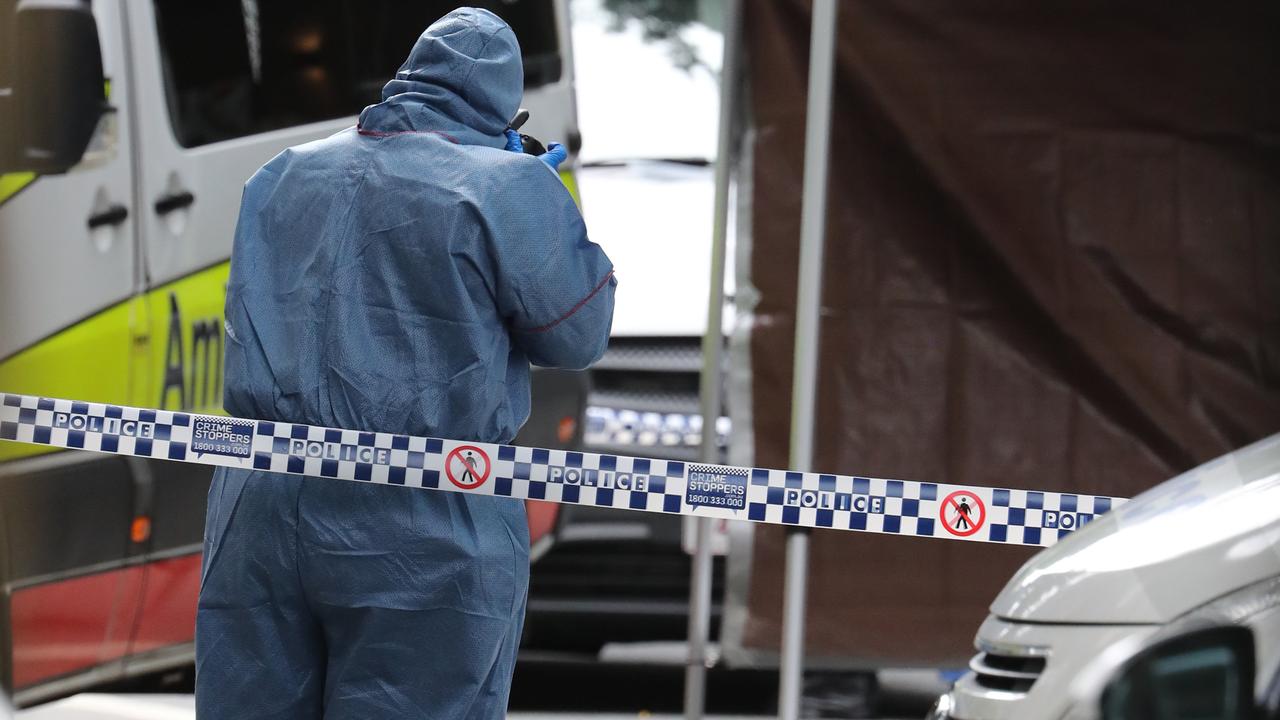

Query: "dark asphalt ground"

xmin=19 ymin=659 xmax=941 ymax=719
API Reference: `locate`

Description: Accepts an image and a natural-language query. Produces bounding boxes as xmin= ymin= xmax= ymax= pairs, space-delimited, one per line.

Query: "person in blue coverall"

xmin=196 ymin=8 xmax=615 ymax=718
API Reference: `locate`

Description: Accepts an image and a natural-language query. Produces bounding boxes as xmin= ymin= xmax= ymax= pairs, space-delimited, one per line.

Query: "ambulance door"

xmin=122 ymin=0 xmax=354 ymax=663
xmin=127 ymin=0 xmax=359 ymax=411
xmin=0 ymin=0 xmax=148 ymax=699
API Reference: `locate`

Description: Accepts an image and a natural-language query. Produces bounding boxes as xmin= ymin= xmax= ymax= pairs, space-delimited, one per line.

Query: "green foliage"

xmin=600 ymin=0 xmax=720 ymax=73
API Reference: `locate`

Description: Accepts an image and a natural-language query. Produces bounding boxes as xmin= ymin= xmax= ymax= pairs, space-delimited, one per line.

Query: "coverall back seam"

xmin=293 ymin=475 xmax=322 ymax=623
xmin=318 ymin=148 xmax=376 ymax=422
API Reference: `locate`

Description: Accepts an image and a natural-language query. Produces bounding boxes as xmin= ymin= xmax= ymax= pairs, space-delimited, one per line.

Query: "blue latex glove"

xmin=503 ymin=128 xmax=523 ymax=153
xmin=540 ymin=142 xmax=568 ymax=170
xmin=505 ymin=128 xmax=566 ymax=169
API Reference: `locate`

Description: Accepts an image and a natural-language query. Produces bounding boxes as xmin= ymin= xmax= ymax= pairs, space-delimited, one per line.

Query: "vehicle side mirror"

xmin=0 ymin=0 xmax=106 ymax=175
xmin=1101 ymin=626 xmax=1256 ymax=720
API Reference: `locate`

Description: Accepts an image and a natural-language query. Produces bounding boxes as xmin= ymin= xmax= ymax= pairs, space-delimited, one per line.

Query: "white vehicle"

xmin=934 ymin=433 xmax=1280 ymax=720
xmin=571 ymin=0 xmax=727 ymax=462
xmin=0 ymin=0 xmax=577 ymax=705
xmin=510 ymin=0 xmax=738 ymax=657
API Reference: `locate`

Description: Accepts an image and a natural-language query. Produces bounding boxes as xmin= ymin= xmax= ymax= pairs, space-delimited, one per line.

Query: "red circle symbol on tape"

xmin=445 ymin=445 xmax=490 ymax=490
xmin=939 ymin=490 xmax=985 ymax=537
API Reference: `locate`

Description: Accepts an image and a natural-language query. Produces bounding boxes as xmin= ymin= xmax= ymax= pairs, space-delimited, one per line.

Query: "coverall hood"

xmin=358 ymin=7 xmax=522 ymax=146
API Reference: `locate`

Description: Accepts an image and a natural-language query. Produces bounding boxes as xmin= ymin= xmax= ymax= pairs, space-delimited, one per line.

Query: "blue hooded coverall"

xmin=196 ymin=9 xmax=615 ymax=718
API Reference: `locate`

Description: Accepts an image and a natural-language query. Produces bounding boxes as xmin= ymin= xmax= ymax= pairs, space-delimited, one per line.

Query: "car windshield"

xmin=571 ymin=0 xmax=722 ymax=164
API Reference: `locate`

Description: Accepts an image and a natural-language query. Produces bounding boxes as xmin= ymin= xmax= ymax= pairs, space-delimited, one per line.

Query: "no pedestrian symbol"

xmin=445 ymin=445 xmax=491 ymax=490
xmin=940 ymin=490 xmax=985 ymax=537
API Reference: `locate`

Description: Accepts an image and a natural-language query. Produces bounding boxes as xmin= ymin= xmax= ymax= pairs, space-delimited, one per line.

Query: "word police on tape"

xmin=0 ymin=394 xmax=1126 ymax=548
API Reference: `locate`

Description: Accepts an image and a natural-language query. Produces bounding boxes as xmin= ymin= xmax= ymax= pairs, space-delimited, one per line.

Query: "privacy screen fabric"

xmin=736 ymin=0 xmax=1280 ymax=665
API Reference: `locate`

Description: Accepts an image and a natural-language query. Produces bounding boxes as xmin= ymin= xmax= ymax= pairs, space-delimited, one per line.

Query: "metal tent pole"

xmin=779 ymin=2 xmax=839 ymax=719
xmin=685 ymin=1 xmax=743 ymax=718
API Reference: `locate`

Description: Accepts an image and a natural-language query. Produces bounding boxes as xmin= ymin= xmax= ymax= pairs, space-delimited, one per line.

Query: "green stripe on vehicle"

xmin=0 ymin=172 xmax=37 ymax=205
xmin=0 ymin=263 xmax=232 ymax=463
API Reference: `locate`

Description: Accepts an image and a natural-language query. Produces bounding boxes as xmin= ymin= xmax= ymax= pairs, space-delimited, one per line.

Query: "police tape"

xmin=0 ymin=393 xmax=1126 ymax=548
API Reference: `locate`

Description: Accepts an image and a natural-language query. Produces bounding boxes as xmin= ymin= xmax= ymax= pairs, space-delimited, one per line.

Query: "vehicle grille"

xmin=585 ymin=337 xmax=729 ymax=460
xmin=530 ymin=540 xmax=726 ymax=601
xmin=969 ymin=649 xmax=1047 ymax=693
xmin=592 ymin=340 xmax=705 ymax=373
xmin=524 ymin=533 xmax=728 ymax=652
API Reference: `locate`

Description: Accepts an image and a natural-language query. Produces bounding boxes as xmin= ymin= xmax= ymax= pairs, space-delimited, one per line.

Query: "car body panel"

xmin=950 ymin=618 xmax=1159 ymax=720
xmin=991 ymin=433 xmax=1280 ymax=625
xmin=577 ymin=161 xmax=731 ymax=339
xmin=946 ymin=434 xmax=1280 ymax=720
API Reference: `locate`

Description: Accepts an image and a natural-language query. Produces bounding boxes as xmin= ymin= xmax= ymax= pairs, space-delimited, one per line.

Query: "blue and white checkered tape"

xmin=0 ymin=393 xmax=1126 ymax=547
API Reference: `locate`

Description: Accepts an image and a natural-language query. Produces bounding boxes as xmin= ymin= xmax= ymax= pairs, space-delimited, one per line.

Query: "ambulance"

xmin=931 ymin=433 xmax=1280 ymax=720
xmin=0 ymin=0 xmax=579 ymax=706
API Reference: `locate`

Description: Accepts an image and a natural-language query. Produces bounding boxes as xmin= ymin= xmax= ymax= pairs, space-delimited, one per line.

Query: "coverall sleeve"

xmin=487 ymin=161 xmax=616 ymax=370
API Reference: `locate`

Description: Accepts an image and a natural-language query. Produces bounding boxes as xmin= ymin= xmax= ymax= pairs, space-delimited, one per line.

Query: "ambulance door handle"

xmin=154 ymin=191 xmax=195 ymax=215
xmin=87 ymin=203 xmax=129 ymax=229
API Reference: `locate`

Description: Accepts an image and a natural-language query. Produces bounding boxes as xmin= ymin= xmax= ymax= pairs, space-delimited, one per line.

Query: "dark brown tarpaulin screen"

xmin=739 ymin=0 xmax=1280 ymax=665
